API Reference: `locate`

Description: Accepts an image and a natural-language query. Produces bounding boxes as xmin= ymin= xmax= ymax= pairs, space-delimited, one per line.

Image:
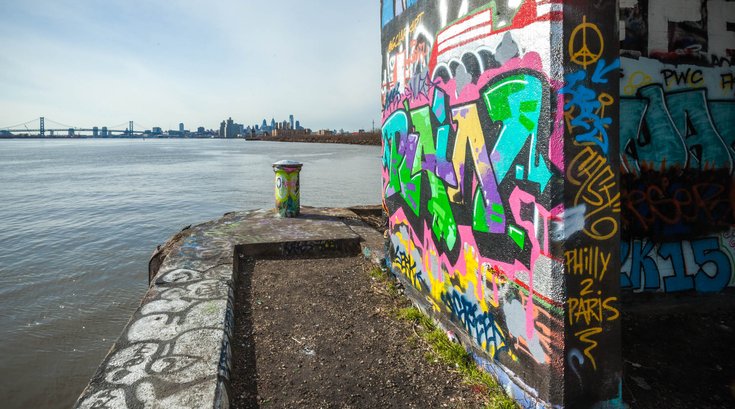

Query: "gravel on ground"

xmin=230 ymin=255 xmax=488 ymax=409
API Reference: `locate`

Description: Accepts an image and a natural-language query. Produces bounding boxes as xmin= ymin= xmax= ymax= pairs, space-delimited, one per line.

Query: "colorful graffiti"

xmin=382 ymin=0 xmax=627 ymax=405
xmin=382 ymin=1 xmax=577 ymax=406
xmin=622 ymin=169 xmax=734 ymax=239
xmin=383 ymin=66 xmax=561 ymax=250
xmin=620 ymin=84 xmax=734 ymax=173
xmin=621 ymin=236 xmax=735 ymax=292
xmin=381 ymin=0 xmax=564 ymax=112
xmin=273 ymin=161 xmax=302 ymax=218
xmin=619 ymin=0 xmax=735 ymax=294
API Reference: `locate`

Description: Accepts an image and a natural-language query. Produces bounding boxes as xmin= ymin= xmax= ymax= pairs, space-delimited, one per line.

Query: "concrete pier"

xmin=73 ymin=207 xmax=385 ymax=409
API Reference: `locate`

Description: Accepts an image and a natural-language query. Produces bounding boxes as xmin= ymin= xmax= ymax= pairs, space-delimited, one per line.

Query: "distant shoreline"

xmin=0 ymin=133 xmax=382 ymax=146
xmin=247 ymin=132 xmax=381 ymax=146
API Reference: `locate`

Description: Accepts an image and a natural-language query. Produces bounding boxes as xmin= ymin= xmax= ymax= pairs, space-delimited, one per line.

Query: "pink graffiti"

xmin=382 ymin=53 xmax=565 ymax=174
xmin=381 ymin=166 xmax=391 ymax=196
xmin=508 ymin=187 xmax=564 ymax=339
xmin=390 ymin=189 xmax=564 ymax=340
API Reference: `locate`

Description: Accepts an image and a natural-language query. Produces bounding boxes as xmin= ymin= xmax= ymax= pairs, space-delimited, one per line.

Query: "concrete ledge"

xmin=74 ymin=207 xmax=384 ymax=409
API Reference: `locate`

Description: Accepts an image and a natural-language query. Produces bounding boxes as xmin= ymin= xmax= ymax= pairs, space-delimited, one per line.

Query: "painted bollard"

xmin=272 ymin=160 xmax=303 ymax=217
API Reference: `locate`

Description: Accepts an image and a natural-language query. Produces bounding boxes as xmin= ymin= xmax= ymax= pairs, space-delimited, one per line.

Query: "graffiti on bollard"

xmin=272 ymin=160 xmax=303 ymax=217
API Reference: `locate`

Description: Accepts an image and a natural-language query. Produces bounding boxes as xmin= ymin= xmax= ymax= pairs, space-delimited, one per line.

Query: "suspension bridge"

xmin=0 ymin=117 xmax=153 ymax=137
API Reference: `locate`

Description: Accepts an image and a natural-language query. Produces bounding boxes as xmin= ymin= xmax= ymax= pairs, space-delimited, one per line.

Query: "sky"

xmin=0 ymin=0 xmax=381 ymax=131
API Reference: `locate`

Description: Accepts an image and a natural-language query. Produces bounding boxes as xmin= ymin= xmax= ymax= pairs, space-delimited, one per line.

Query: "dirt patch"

xmin=622 ymin=306 xmax=735 ymax=408
xmin=230 ymin=255 xmax=487 ymax=408
xmin=347 ymin=206 xmax=387 ymax=231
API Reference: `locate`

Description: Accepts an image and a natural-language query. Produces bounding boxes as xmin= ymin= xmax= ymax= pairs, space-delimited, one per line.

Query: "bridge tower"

xmin=39 ymin=117 xmax=45 ymax=136
xmin=129 ymin=121 xmax=134 ymax=136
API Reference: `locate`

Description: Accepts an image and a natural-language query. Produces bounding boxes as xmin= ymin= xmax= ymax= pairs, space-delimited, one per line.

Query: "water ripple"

xmin=0 ymin=139 xmax=381 ymax=409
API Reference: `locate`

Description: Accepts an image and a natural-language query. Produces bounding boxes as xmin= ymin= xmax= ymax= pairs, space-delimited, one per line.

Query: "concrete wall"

xmin=562 ymin=1 xmax=623 ymax=406
xmin=381 ymin=1 xmax=622 ymax=406
xmin=619 ymin=0 xmax=735 ymax=293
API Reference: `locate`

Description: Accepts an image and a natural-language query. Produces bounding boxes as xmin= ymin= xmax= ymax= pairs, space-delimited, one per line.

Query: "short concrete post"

xmin=272 ymin=160 xmax=303 ymax=217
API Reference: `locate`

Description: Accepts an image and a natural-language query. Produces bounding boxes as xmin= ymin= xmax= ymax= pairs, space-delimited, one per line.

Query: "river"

xmin=0 ymin=138 xmax=382 ymax=408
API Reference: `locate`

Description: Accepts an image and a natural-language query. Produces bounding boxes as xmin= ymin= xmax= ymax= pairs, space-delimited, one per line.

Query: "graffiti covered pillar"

xmin=378 ymin=0 xmax=617 ymax=407
xmin=562 ymin=0 xmax=623 ymax=407
xmin=380 ymin=1 xmax=622 ymax=407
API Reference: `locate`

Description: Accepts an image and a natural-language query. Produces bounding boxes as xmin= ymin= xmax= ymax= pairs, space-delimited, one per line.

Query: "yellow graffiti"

xmin=575 ymin=327 xmax=603 ymax=370
xmin=423 ymin=247 xmax=446 ymax=312
xmin=569 ymin=16 xmax=604 ymax=69
xmin=395 ymin=252 xmax=422 ymax=289
xmin=598 ymin=92 xmax=614 ymax=120
xmin=484 ymin=264 xmax=506 ymax=309
xmin=274 ymin=171 xmax=299 ymax=201
xmin=444 ymin=242 xmax=494 ymax=316
xmin=387 ymin=11 xmax=425 ymax=53
xmin=564 ymin=246 xmax=611 ymax=281
xmin=394 ymin=223 xmax=448 ymax=311
xmin=567 ymin=147 xmax=620 ymax=240
xmin=448 ymin=104 xmax=490 ymax=202
xmin=392 ymin=228 xmax=422 ymax=290
xmin=464 ymin=243 xmax=481 ymax=302
xmin=390 ymin=221 xmax=510 ymax=359
xmin=563 ymin=107 xmax=576 ymax=134
xmin=567 ymin=294 xmax=619 ymax=326
xmin=623 ymin=71 xmax=653 ymax=95
xmin=565 ymin=243 xmax=620 ymax=372
xmin=482 ymin=325 xmax=509 ymax=359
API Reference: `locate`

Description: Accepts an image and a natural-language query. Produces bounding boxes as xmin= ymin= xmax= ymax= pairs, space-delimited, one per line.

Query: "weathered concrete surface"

xmin=74 ymin=206 xmax=384 ymax=409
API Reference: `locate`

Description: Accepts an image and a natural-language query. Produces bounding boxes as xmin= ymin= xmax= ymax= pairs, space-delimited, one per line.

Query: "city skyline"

xmin=0 ymin=111 xmax=376 ymax=138
xmin=1 ymin=112 xmax=310 ymax=133
xmin=0 ymin=1 xmax=381 ymax=131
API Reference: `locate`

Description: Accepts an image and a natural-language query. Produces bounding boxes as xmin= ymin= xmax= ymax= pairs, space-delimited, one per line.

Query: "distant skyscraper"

xmin=262 ymin=119 xmax=268 ymax=130
xmin=289 ymin=114 xmax=294 ymax=130
xmin=226 ymin=117 xmax=235 ymax=138
xmin=295 ymin=120 xmax=300 ymax=130
xmin=270 ymin=118 xmax=276 ymax=130
xmin=179 ymin=123 xmax=184 ymax=132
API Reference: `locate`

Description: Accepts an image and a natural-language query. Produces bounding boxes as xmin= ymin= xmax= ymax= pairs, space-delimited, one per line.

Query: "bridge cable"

xmin=109 ymin=122 xmax=131 ymax=129
xmin=133 ymin=121 xmax=153 ymax=131
xmin=45 ymin=118 xmax=77 ymax=129
xmin=0 ymin=118 xmax=38 ymax=130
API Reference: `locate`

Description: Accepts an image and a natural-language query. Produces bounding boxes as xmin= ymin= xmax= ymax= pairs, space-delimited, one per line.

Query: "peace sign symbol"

xmin=569 ymin=16 xmax=604 ymax=69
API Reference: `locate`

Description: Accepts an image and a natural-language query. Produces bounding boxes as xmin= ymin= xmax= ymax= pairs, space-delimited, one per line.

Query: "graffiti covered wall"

xmin=619 ymin=0 xmax=735 ymax=293
xmin=382 ymin=1 xmax=624 ymax=406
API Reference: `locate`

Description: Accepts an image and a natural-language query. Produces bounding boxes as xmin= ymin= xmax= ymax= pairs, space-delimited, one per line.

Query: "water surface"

xmin=0 ymin=139 xmax=381 ymax=408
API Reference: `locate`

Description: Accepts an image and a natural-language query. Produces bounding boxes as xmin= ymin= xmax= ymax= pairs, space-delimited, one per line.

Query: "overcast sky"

xmin=0 ymin=0 xmax=381 ymax=131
